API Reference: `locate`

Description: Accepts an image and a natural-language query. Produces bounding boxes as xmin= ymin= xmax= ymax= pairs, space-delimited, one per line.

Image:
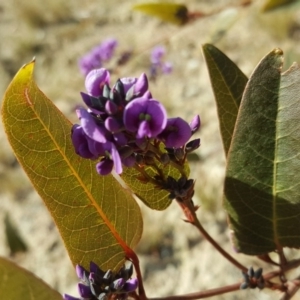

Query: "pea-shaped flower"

xmin=85 ymin=68 xmax=110 ymax=97
xmin=123 ymin=96 xmax=167 ymax=139
xmin=158 ymin=117 xmax=191 ymax=148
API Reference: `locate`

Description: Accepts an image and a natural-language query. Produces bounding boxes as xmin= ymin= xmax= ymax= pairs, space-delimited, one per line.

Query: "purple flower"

xmin=151 ymin=45 xmax=165 ymax=64
xmin=162 ymin=61 xmax=173 ymax=74
xmin=77 ymin=108 xmax=107 ymax=143
xmin=96 ymin=38 xmax=118 ymax=62
xmin=158 ymin=117 xmax=192 ymax=148
xmin=65 ymin=261 xmax=137 ymax=300
xmin=122 ymin=73 xmax=149 ymax=99
xmin=85 ymin=68 xmax=110 ymax=97
xmin=95 ymin=142 xmax=122 ymax=175
xmin=71 ymin=125 xmax=103 ymax=159
xmin=189 ymin=115 xmax=201 ymax=134
xmin=78 ymin=53 xmax=102 ymax=77
xmin=78 ymin=38 xmax=118 ymax=76
xmin=124 ymin=97 xmax=167 ymax=139
xmin=150 ymin=45 xmax=173 ymax=78
xmin=123 ymin=278 xmax=139 ymax=292
xmin=76 ymin=264 xmax=89 ymax=281
xmin=78 ymin=283 xmax=93 ymax=298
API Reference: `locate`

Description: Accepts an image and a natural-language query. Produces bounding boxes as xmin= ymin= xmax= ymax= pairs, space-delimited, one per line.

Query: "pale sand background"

xmin=1 ymin=1 xmax=300 ymax=299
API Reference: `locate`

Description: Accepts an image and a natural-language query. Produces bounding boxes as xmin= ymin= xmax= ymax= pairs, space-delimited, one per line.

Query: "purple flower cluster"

xmin=79 ymin=38 xmax=118 ymax=76
xmin=150 ymin=45 xmax=173 ymax=79
xmin=71 ymin=67 xmax=200 ymax=176
xmin=64 ymin=262 xmax=138 ymax=300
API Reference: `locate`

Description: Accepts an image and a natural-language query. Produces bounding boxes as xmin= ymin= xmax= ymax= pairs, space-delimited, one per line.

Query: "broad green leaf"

xmin=0 ymin=256 xmax=62 ymax=300
xmin=121 ymin=146 xmax=190 ymax=210
xmin=133 ymin=3 xmax=189 ymax=25
xmin=202 ymin=44 xmax=248 ymax=156
xmin=1 ymin=61 xmax=143 ymax=271
xmin=224 ymin=48 xmax=300 ymax=255
xmin=262 ymin=0 xmax=297 ymax=11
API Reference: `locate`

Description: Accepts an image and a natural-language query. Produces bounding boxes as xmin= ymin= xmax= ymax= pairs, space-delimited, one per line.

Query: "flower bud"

xmin=110 ymin=278 xmax=125 ymax=292
xmin=185 ymin=138 xmax=200 ymax=153
xmin=123 ymin=278 xmax=138 ymax=292
xmin=189 ymin=115 xmax=201 ymax=134
xmin=85 ymin=68 xmax=110 ymax=97
xmin=174 ymin=148 xmax=185 ymax=160
xmin=78 ymin=283 xmax=93 ymax=298
xmin=160 ymin=153 xmax=170 ymax=164
xmin=105 ymin=100 xmax=118 ymax=115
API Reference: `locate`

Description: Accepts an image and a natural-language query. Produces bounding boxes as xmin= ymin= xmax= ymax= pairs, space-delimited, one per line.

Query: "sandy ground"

xmin=1 ymin=0 xmax=300 ymax=299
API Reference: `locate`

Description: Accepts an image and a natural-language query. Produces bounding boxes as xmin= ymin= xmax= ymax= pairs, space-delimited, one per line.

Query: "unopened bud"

xmin=240 ymin=282 xmax=248 ymax=290
xmin=160 ymin=153 xmax=170 ymax=164
xmin=174 ymin=148 xmax=185 ymax=160
xmin=189 ymin=115 xmax=201 ymax=134
xmin=185 ymin=138 xmax=200 ymax=153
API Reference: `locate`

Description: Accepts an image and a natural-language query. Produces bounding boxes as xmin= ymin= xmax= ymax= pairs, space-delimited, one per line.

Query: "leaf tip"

xmin=273 ymin=48 xmax=283 ymax=56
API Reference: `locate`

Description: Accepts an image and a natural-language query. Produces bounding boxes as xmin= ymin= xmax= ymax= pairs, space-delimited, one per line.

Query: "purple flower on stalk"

xmin=96 ymin=142 xmax=122 ymax=175
xmin=78 ymin=38 xmax=118 ymax=76
xmin=96 ymin=38 xmax=118 ymax=62
xmin=124 ymin=97 xmax=167 ymax=139
xmin=64 ymin=261 xmax=137 ymax=300
xmin=123 ymin=278 xmax=139 ymax=292
xmin=71 ymin=125 xmax=103 ymax=159
xmin=150 ymin=45 xmax=173 ymax=78
xmin=85 ymin=68 xmax=110 ymax=97
xmin=77 ymin=108 xmax=107 ymax=143
xmin=151 ymin=45 xmax=165 ymax=64
xmin=78 ymin=52 xmax=101 ymax=77
xmin=158 ymin=117 xmax=192 ymax=148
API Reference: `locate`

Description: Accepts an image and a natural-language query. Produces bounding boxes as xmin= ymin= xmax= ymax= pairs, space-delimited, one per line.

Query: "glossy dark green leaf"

xmin=132 ymin=3 xmax=189 ymax=25
xmin=202 ymin=44 xmax=248 ymax=156
xmin=224 ymin=49 xmax=300 ymax=255
xmin=0 ymin=256 xmax=62 ymax=300
xmin=262 ymin=0 xmax=296 ymax=11
xmin=1 ymin=61 xmax=143 ymax=271
xmin=121 ymin=147 xmax=190 ymax=210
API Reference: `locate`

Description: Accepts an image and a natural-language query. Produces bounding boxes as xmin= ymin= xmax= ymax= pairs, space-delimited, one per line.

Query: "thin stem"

xmin=280 ymin=278 xmax=300 ymax=300
xmin=149 ymin=259 xmax=300 ymax=300
xmin=193 ymin=217 xmax=247 ymax=272
xmin=176 ymin=200 xmax=247 ymax=272
xmin=150 ymin=282 xmax=240 ymax=300
xmin=127 ymin=249 xmax=147 ymax=300
xmin=277 ymin=247 xmax=288 ymax=283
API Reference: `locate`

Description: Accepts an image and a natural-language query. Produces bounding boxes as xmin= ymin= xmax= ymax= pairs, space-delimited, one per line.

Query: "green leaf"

xmin=121 ymin=146 xmax=190 ymax=210
xmin=0 ymin=256 xmax=62 ymax=300
xmin=262 ymin=0 xmax=297 ymax=12
xmin=5 ymin=214 xmax=28 ymax=255
xmin=1 ymin=61 xmax=143 ymax=271
xmin=202 ymin=44 xmax=248 ymax=156
xmin=133 ymin=2 xmax=189 ymax=25
xmin=224 ymin=48 xmax=300 ymax=255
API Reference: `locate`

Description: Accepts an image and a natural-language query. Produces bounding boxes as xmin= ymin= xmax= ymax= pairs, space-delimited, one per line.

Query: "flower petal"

xmin=71 ymin=125 xmax=96 ymax=159
xmin=110 ymin=143 xmax=123 ymax=174
xmin=137 ymin=120 xmax=150 ymax=139
xmin=79 ymin=108 xmax=107 ymax=143
xmin=189 ymin=114 xmax=201 ymax=133
xmin=159 ymin=117 xmax=191 ymax=148
xmin=96 ymin=159 xmax=114 ymax=175
xmin=85 ymin=68 xmax=110 ymax=97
